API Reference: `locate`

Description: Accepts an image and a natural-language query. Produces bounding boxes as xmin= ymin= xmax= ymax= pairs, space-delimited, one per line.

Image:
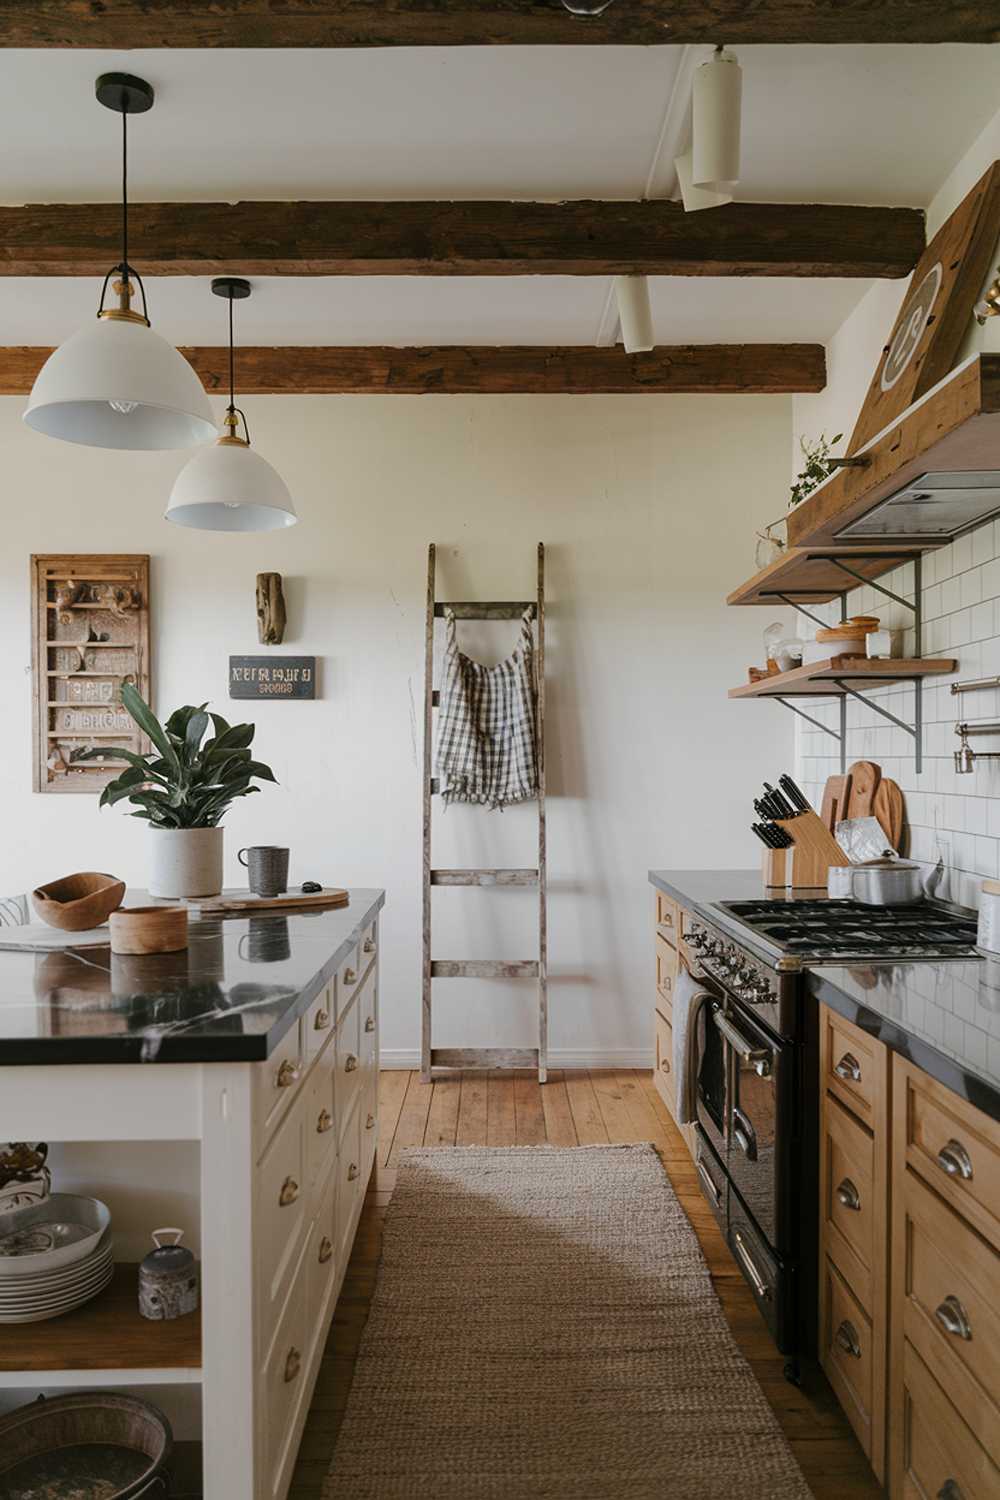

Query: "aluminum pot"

xmin=849 ymin=858 xmax=924 ymax=906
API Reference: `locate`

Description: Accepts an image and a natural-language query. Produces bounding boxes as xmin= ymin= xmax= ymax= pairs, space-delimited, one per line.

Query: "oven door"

xmin=694 ymin=994 xmax=727 ymax=1165
xmin=718 ymin=1004 xmax=784 ymax=1252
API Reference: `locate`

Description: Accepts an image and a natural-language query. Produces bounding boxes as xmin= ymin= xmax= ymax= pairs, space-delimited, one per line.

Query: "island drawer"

xmin=898 ymin=1165 xmax=1000 ymax=1458
xmin=304 ymin=981 xmax=334 ymax=1063
xmin=895 ymin=1056 xmax=1000 ymax=1252
xmin=362 ymin=1078 xmax=378 ymax=1169
xmin=262 ymin=1245 xmax=310 ymax=1500
xmin=336 ymin=939 xmax=362 ymax=1021
xmin=307 ymin=1165 xmax=339 ymax=1360
xmin=255 ymin=1019 xmax=305 ymax=1151
xmin=822 ymin=1009 xmax=882 ymax=1129
xmin=337 ymin=1095 xmax=364 ymax=1268
xmin=360 ymin=917 xmax=378 ymax=970
xmin=895 ymin=1337 xmax=1000 ymax=1500
xmin=336 ymin=984 xmax=363 ymax=1137
xmin=821 ymin=1257 xmax=874 ymax=1461
xmin=822 ymin=1092 xmax=876 ymax=1312
xmin=306 ymin=1043 xmax=338 ymax=1195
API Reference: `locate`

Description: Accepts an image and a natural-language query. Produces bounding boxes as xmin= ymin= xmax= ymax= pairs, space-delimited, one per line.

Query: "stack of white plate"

xmin=0 ymin=1194 xmax=113 ymax=1324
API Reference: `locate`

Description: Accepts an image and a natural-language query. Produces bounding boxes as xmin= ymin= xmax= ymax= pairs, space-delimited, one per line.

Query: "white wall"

xmin=791 ymin=113 xmax=1000 ymax=912
xmin=0 ymin=392 xmax=791 ymax=1064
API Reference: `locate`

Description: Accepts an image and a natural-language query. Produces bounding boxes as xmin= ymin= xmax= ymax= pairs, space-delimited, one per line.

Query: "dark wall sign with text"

xmin=229 ymin=656 xmax=316 ymax=700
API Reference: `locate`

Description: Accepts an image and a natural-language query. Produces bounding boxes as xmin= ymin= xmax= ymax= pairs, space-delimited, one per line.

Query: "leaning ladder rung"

xmin=431 ymin=868 xmax=538 ymax=887
xmin=430 ymin=1047 xmax=539 ymax=1070
xmin=431 ymin=960 xmax=539 ymax=979
xmin=434 ymin=601 xmax=536 ymax=620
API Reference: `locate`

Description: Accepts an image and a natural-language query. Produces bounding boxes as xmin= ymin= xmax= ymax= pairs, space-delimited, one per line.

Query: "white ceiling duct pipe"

xmin=674 ymin=149 xmax=733 ymax=213
xmin=692 ymin=46 xmax=742 ymax=192
xmin=615 ymin=275 xmax=654 ymax=353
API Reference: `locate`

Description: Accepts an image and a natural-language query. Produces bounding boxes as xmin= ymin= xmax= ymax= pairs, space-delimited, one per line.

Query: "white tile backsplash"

xmin=795 ymin=514 xmax=1000 ymax=911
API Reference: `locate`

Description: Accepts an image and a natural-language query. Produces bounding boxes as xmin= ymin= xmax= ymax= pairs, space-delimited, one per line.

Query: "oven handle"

xmin=732 ymin=1230 xmax=772 ymax=1301
xmin=713 ymin=1010 xmax=773 ymax=1077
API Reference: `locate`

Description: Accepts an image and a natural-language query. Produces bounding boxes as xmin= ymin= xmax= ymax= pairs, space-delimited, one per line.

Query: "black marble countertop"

xmin=0 ymin=889 xmax=384 ymax=1065
xmin=648 ymin=869 xmax=998 ymax=1121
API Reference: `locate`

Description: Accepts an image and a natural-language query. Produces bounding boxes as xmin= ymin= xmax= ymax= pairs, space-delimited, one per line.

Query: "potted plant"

xmin=80 ymin=683 xmax=277 ymax=898
xmin=789 ymin=431 xmax=843 ymax=507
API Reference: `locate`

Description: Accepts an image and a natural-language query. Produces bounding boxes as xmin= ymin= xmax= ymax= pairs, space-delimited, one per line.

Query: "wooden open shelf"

xmin=0 ymin=1264 xmax=201 ymax=1375
xmin=726 ymin=544 xmax=934 ymax=607
xmin=729 ymin=655 xmax=957 ymax=699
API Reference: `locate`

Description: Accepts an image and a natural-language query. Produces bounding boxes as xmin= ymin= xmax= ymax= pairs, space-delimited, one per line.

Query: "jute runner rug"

xmin=323 ymin=1144 xmax=811 ymax=1499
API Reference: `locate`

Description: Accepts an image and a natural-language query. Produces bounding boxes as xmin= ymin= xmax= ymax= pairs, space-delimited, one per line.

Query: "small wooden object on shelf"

xmin=109 ymin=907 xmax=188 ymax=956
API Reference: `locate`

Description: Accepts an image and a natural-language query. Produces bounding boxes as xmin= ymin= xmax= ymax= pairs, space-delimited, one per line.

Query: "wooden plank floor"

xmin=288 ymin=1069 xmax=882 ymax=1500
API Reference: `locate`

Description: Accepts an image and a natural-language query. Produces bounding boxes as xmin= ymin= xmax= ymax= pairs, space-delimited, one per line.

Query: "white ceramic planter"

xmin=149 ymin=827 xmax=224 ymax=899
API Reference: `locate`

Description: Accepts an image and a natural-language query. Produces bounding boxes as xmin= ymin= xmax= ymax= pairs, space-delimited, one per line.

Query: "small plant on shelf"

xmin=789 ymin=432 xmax=843 ymax=507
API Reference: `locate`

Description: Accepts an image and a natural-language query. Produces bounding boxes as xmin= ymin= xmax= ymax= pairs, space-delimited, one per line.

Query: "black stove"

xmin=714 ymin=898 xmax=980 ymax=964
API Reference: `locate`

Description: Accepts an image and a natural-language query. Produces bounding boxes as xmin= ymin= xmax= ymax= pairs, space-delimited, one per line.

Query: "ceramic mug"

xmin=237 ymin=845 xmax=289 ymax=898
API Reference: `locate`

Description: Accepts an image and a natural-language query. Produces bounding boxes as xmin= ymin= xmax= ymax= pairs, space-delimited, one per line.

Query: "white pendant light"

xmin=615 ymin=275 xmax=655 ymax=354
xmin=24 ymin=74 xmax=215 ymax=452
xmin=674 ymin=149 xmax=733 ymax=214
xmin=166 ymin=278 xmax=297 ymax=532
xmin=692 ymin=46 xmax=742 ymax=192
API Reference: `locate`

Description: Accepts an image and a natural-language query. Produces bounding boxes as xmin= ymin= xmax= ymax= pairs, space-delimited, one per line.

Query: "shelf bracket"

xmin=766 ymin=591 xmax=833 ymax=631
xmin=774 ymin=693 xmax=846 ymax=773
xmin=829 ymin=677 xmax=923 ymax=774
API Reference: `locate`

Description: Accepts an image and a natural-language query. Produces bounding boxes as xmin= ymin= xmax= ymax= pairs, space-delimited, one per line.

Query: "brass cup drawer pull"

xmin=318 ymin=1236 xmax=334 ymax=1265
xmin=366 ymin=1112 xmax=376 ymax=1130
xmin=344 ymin=966 xmax=357 ymax=986
xmin=314 ymin=1008 xmax=330 ymax=1032
xmin=934 ymin=1295 xmax=972 ymax=1341
xmin=363 ymin=938 xmax=375 ymax=954
xmin=284 ymin=1346 xmax=301 ymax=1384
xmin=936 ymin=1139 xmax=974 ymax=1181
xmin=279 ymin=1176 xmax=300 ymax=1208
xmin=835 ymin=1177 xmax=861 ymax=1211
xmin=365 ymin=1015 xmax=376 ymax=1033
xmin=348 ymin=1162 xmax=359 ymax=1181
xmin=834 ymin=1319 xmax=862 ymax=1359
xmin=316 ymin=1108 xmax=333 ymax=1135
xmin=660 ymin=1057 xmax=671 ymax=1074
xmin=345 ymin=1053 xmax=358 ymax=1073
xmin=276 ymin=1058 xmax=301 ymax=1089
xmin=833 ymin=1052 xmax=862 ymax=1083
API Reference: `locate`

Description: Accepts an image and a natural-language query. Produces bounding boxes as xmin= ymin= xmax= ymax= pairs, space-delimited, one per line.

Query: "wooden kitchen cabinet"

xmin=652 ymin=889 xmax=695 ymax=1158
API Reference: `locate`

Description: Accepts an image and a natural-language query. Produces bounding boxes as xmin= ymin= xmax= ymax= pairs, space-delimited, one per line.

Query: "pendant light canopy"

xmin=165 ymin=278 xmax=297 ymax=532
xmin=691 ymin=46 xmax=743 ymax=193
xmin=24 ymin=74 xmax=216 ymax=451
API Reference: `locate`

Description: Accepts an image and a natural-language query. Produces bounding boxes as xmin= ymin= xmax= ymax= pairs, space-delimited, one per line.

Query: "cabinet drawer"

xmin=822 ymin=1257 xmax=874 ymax=1460
xmin=897 ymin=1338 xmax=1000 ymax=1500
xmin=822 ymin=1009 xmax=882 ymax=1129
xmin=305 ymin=1044 xmax=337 ymax=1197
xmin=654 ymin=889 xmax=679 ymax=941
xmin=337 ymin=1096 xmax=364 ymax=1269
xmin=822 ymin=1093 xmax=876 ymax=1311
xmin=257 ymin=1093 xmax=307 ymax=1347
xmin=336 ymin=940 xmax=362 ymax=1021
xmin=896 ymin=1057 xmax=1000 ymax=1253
xmin=307 ymin=1164 xmax=339 ymax=1357
xmin=361 ymin=1077 xmax=378 ymax=1175
xmin=336 ymin=985 xmax=363 ymax=1138
xmin=653 ymin=1007 xmax=675 ymax=1116
xmin=304 ymin=982 xmax=334 ymax=1063
xmin=655 ymin=931 xmax=678 ymax=1007
xmin=254 ymin=1019 xmax=304 ymax=1150
xmin=900 ymin=1166 xmax=1000 ymax=1460
xmin=360 ymin=917 xmax=378 ymax=970
xmin=261 ymin=1253 xmax=310 ymax=1500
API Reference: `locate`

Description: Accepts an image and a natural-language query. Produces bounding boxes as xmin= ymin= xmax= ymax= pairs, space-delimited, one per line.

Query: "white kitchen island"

xmin=0 ymin=888 xmax=384 ymax=1500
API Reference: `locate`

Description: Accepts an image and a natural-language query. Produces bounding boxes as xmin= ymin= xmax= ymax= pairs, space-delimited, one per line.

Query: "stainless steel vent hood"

xmin=835 ymin=470 xmax=1000 ymax=542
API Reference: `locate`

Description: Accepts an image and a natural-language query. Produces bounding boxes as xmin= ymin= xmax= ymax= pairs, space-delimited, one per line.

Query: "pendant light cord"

xmin=121 ymin=103 xmax=129 ymax=275
xmin=227 ymin=293 xmax=252 ymax=444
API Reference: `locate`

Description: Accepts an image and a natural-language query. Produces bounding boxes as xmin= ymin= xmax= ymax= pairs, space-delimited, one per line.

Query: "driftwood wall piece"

xmin=256 ymin=573 xmax=287 ymax=645
xmin=30 ymin=554 xmax=150 ymax=795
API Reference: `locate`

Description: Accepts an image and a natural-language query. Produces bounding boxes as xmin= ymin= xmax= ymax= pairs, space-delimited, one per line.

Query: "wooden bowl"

xmin=31 ymin=872 xmax=127 ymax=931
xmin=109 ymin=906 xmax=188 ymax=956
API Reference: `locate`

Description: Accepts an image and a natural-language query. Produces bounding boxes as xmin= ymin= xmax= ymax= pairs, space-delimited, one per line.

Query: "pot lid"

xmin=856 ymin=857 xmax=920 ymax=871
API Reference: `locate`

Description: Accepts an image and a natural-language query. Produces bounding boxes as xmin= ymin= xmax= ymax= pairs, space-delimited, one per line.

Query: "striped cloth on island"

xmin=435 ymin=608 xmax=538 ymax=809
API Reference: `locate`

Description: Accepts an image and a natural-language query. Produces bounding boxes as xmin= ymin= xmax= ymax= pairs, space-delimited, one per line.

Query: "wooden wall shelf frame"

xmin=727 ymin=546 xmax=934 ymax=611
xmin=30 ymin=554 xmax=150 ymax=794
xmin=786 ymin=354 xmax=1000 ymax=549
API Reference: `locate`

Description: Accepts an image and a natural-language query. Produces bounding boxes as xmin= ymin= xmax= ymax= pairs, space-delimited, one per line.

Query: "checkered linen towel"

xmin=435 ymin=608 xmax=538 ymax=809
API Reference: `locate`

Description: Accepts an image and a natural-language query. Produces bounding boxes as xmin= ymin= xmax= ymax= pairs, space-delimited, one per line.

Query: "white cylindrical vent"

xmin=692 ymin=48 xmax=742 ymax=190
xmin=615 ymin=275 xmax=654 ymax=353
xmin=675 ymin=150 xmax=733 ymax=213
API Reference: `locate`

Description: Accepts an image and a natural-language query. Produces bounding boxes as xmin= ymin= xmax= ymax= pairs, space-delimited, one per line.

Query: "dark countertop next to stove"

xmin=0 ymin=888 xmax=384 ymax=1065
xmin=648 ymin=869 xmax=999 ymax=1123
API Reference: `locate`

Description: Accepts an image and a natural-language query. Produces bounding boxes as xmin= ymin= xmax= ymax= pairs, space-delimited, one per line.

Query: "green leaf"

xmin=243 ymin=760 xmax=278 ymax=783
xmin=185 ymin=710 xmax=209 ymax=755
xmin=210 ymin=722 xmax=255 ymax=752
xmin=120 ymin=684 xmax=180 ymax=772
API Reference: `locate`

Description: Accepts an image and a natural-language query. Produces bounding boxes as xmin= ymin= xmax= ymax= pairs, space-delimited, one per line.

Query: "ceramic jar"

xmin=138 ymin=1228 xmax=199 ymax=1321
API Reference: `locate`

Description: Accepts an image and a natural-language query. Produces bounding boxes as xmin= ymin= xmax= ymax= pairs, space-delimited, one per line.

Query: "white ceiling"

xmin=1 ymin=44 xmax=998 ymax=349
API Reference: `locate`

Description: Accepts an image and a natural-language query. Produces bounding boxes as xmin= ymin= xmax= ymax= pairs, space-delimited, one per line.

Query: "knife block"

xmin=762 ymin=847 xmax=789 ymax=889
xmin=775 ymin=811 xmax=849 ymax=889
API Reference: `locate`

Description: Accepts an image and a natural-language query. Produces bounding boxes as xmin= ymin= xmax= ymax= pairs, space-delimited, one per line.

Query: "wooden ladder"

xmin=421 ymin=542 xmax=548 ymax=1084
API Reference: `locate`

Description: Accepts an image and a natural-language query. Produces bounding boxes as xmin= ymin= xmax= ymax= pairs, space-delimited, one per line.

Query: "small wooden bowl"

xmin=32 ymin=872 xmax=127 ymax=931
xmin=109 ymin=906 xmax=188 ymax=956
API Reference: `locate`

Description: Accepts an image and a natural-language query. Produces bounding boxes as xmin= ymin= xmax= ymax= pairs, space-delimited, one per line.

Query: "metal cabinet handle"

xmin=834 ymin=1052 xmax=862 ymax=1083
xmin=835 ymin=1320 xmax=862 ymax=1359
xmin=936 ymin=1482 xmax=963 ymax=1500
xmin=316 ymin=1108 xmax=333 ymax=1135
xmin=934 ymin=1295 xmax=972 ymax=1341
xmin=713 ymin=1011 xmax=772 ymax=1077
xmin=348 ymin=1162 xmax=359 ymax=1181
xmin=318 ymin=1236 xmax=334 ymax=1265
xmin=344 ymin=967 xmax=357 ymax=986
xmin=732 ymin=1230 xmax=771 ymax=1301
xmin=314 ymin=1008 xmax=330 ymax=1032
xmin=365 ymin=1016 xmax=376 ymax=1033
xmin=836 ymin=1178 xmax=861 ymax=1211
xmin=697 ymin=1160 xmax=721 ymax=1207
xmin=279 ymin=1176 xmax=299 ymax=1207
xmin=345 ymin=1053 xmax=358 ymax=1073
xmin=284 ymin=1347 xmax=301 ymax=1384
xmin=363 ymin=938 xmax=375 ymax=954
xmin=276 ymin=1058 xmax=300 ymax=1089
xmin=366 ymin=1112 xmax=376 ymax=1130
xmin=936 ymin=1139 xmax=974 ymax=1181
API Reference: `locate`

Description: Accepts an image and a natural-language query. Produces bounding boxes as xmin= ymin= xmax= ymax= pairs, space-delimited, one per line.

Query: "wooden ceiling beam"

xmin=0 ymin=200 xmax=924 ymax=279
xmin=0 ymin=344 xmax=827 ymax=395
xmin=1 ymin=1 xmax=995 ymax=46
